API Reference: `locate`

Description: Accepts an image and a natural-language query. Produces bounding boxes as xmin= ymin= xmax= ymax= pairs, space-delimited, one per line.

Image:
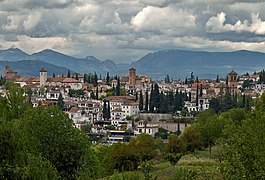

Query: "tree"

xmin=53 ymin=72 xmax=56 ymax=78
xmin=67 ymin=70 xmax=71 ymax=78
xmin=221 ymin=110 xmax=265 ymax=179
xmin=200 ymin=83 xmax=203 ymax=97
xmin=216 ymin=75 xmax=220 ymax=83
xmin=115 ymin=77 xmax=120 ymax=96
xmin=153 ymin=83 xmax=160 ymax=112
xmin=106 ymin=72 xmax=110 ymax=85
xmin=0 ymin=83 xmax=31 ymax=121
xmin=139 ymin=91 xmax=144 ymax=111
xmin=107 ymin=100 xmax=111 ymax=120
xmin=145 ymin=90 xmax=149 ymax=112
xmin=96 ymin=86 xmax=99 ymax=100
xmin=75 ymin=73 xmax=79 ymax=80
xmin=16 ymin=107 xmax=98 ymax=179
xmin=195 ymin=84 xmax=199 ymax=108
xmin=57 ymin=93 xmax=64 ymax=110
xmin=103 ymin=100 xmax=108 ymax=120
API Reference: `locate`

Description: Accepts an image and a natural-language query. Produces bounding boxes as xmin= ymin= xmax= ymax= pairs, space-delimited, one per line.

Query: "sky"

xmin=0 ymin=0 xmax=265 ymax=63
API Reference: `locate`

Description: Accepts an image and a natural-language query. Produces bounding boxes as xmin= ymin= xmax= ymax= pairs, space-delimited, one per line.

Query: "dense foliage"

xmin=0 ymin=84 xmax=98 ymax=179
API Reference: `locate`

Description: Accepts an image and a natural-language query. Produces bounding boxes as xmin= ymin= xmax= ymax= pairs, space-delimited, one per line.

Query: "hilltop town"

xmin=1 ymin=65 xmax=263 ymax=144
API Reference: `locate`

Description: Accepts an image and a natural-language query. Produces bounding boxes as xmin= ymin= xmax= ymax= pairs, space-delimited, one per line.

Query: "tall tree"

xmin=149 ymin=84 xmax=154 ymax=112
xmin=53 ymin=72 xmax=55 ymax=78
xmin=106 ymin=72 xmax=110 ymax=85
xmin=145 ymin=90 xmax=149 ymax=112
xmin=96 ymin=86 xmax=99 ymax=100
xmin=67 ymin=70 xmax=71 ymax=78
xmin=139 ymin=91 xmax=143 ymax=111
xmin=196 ymin=84 xmax=199 ymax=108
xmin=107 ymin=100 xmax=111 ymax=120
xmin=57 ymin=93 xmax=64 ymax=110
xmin=200 ymin=83 xmax=203 ymax=97
xmin=103 ymin=100 xmax=108 ymax=120
xmin=115 ymin=77 xmax=120 ymax=96
xmin=153 ymin=83 xmax=160 ymax=112
xmin=216 ymin=75 xmax=220 ymax=83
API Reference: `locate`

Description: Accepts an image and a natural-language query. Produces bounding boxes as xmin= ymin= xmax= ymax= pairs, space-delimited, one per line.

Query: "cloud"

xmin=131 ymin=6 xmax=196 ymax=33
xmin=206 ymin=12 xmax=265 ymax=35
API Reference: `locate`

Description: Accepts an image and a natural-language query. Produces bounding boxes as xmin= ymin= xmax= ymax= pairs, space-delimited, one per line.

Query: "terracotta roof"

xmin=62 ymin=78 xmax=80 ymax=83
xmin=69 ymin=107 xmax=79 ymax=113
xmin=47 ymin=77 xmax=65 ymax=82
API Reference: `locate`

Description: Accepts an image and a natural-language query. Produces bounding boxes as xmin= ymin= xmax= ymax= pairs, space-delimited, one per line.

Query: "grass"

xmin=100 ymin=146 xmax=223 ymax=180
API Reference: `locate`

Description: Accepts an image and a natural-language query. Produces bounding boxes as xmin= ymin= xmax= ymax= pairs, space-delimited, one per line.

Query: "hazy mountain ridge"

xmin=0 ymin=60 xmax=74 ymax=77
xmin=1 ymin=48 xmax=265 ymax=79
xmin=132 ymin=49 xmax=265 ymax=79
xmin=0 ymin=48 xmax=117 ymax=75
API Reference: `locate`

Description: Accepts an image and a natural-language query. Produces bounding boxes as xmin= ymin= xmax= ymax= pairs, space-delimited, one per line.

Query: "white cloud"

xmin=206 ymin=12 xmax=265 ymax=35
xmin=23 ymin=12 xmax=42 ymax=31
xmin=131 ymin=6 xmax=196 ymax=33
xmin=2 ymin=14 xmax=22 ymax=31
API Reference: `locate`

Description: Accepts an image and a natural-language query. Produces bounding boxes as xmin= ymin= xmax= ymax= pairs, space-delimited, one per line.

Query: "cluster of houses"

xmin=1 ymin=65 xmax=264 ymax=144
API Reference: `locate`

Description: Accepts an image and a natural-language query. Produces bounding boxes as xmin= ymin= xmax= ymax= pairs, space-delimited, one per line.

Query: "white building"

xmin=135 ymin=120 xmax=159 ymax=137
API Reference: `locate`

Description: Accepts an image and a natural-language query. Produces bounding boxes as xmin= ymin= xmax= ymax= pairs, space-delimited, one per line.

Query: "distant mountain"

xmin=0 ymin=48 xmax=29 ymax=61
xmin=30 ymin=49 xmax=117 ymax=74
xmin=132 ymin=49 xmax=265 ymax=79
xmin=0 ymin=60 xmax=74 ymax=77
xmin=0 ymin=48 xmax=118 ymax=75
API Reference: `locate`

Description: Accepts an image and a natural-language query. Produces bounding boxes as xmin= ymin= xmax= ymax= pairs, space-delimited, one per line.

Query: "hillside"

xmin=132 ymin=49 xmax=265 ymax=79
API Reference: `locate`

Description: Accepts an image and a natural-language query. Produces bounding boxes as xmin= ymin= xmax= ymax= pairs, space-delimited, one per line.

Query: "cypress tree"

xmin=145 ymin=90 xmax=149 ymax=112
xmin=103 ymin=100 xmax=108 ymax=120
xmin=75 ymin=73 xmax=79 ymax=80
xmin=115 ymin=77 xmax=120 ymax=96
xmin=150 ymin=84 xmax=154 ymax=113
xmin=200 ymin=83 xmax=203 ymax=97
xmin=57 ymin=93 xmax=64 ymax=110
xmin=196 ymin=84 xmax=199 ymax=107
xmin=107 ymin=100 xmax=111 ymax=120
xmin=67 ymin=70 xmax=70 ymax=78
xmin=53 ymin=73 xmax=55 ymax=78
xmin=96 ymin=86 xmax=99 ymax=100
xmin=216 ymin=75 xmax=220 ymax=83
xmin=153 ymin=83 xmax=160 ymax=112
xmin=189 ymin=91 xmax=192 ymax=102
xmin=139 ymin=91 xmax=144 ymax=111
xmin=106 ymin=72 xmax=110 ymax=84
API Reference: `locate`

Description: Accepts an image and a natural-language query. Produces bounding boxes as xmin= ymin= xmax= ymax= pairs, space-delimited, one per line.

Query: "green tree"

xmin=17 ymin=107 xmax=98 ymax=179
xmin=221 ymin=110 xmax=265 ymax=179
xmin=139 ymin=91 xmax=144 ymax=111
xmin=145 ymin=90 xmax=149 ymax=112
xmin=57 ymin=93 xmax=64 ymax=110
xmin=96 ymin=86 xmax=99 ymax=100
xmin=67 ymin=70 xmax=71 ymax=78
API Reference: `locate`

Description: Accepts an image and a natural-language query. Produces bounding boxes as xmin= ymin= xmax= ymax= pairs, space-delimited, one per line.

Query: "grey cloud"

xmin=0 ymin=0 xmax=265 ymax=63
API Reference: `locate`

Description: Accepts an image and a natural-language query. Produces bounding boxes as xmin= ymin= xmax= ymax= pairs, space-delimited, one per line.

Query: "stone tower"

xmin=39 ymin=68 xmax=47 ymax=87
xmin=228 ymin=70 xmax=238 ymax=94
xmin=129 ymin=67 xmax=136 ymax=86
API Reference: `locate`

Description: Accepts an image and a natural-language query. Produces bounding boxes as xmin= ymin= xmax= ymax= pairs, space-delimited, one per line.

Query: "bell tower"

xmin=228 ymin=70 xmax=238 ymax=94
xmin=40 ymin=68 xmax=47 ymax=87
xmin=129 ymin=67 xmax=136 ymax=86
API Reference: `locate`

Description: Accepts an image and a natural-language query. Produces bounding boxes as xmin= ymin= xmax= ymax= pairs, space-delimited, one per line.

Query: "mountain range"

xmin=1 ymin=48 xmax=265 ymax=79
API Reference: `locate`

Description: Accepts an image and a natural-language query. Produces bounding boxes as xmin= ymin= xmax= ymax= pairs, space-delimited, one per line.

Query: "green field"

xmin=102 ymin=146 xmax=223 ymax=180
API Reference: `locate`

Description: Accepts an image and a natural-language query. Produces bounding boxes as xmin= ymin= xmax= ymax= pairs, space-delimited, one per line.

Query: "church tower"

xmin=129 ymin=67 xmax=136 ymax=86
xmin=40 ymin=68 xmax=47 ymax=87
xmin=228 ymin=70 xmax=238 ymax=94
